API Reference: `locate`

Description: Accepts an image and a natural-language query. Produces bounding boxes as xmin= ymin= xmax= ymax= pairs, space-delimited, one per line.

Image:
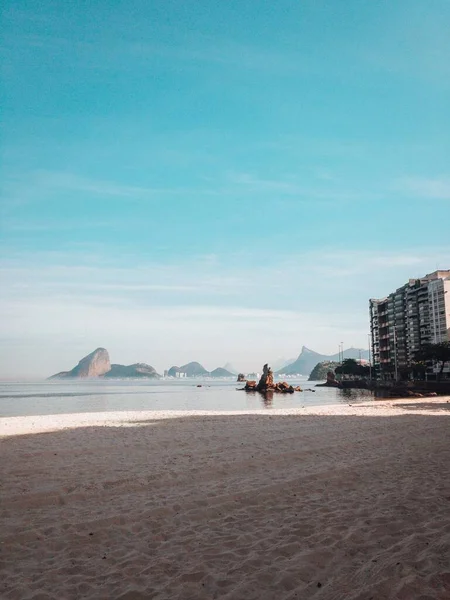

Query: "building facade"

xmin=370 ymin=270 xmax=450 ymax=379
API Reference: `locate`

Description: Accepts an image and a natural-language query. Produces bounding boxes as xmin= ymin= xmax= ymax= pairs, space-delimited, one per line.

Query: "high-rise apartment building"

xmin=370 ymin=270 xmax=450 ymax=379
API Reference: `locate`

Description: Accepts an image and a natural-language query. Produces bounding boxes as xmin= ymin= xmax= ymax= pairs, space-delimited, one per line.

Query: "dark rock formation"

xmin=258 ymin=363 xmax=274 ymax=390
xmin=104 ymin=363 xmax=160 ymax=379
xmin=49 ymin=348 xmax=111 ymax=379
xmin=316 ymin=371 xmax=341 ymax=387
xmin=243 ymin=364 xmax=300 ymax=394
xmin=237 ymin=373 xmax=246 ymax=382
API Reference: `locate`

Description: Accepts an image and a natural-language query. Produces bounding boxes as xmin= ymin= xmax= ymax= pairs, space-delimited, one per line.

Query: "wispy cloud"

xmin=37 ymin=171 xmax=161 ymax=197
xmin=128 ymin=33 xmax=306 ymax=74
xmin=396 ymin=176 xmax=450 ymax=200
xmin=226 ymin=171 xmax=385 ymax=203
xmin=1 ymin=246 xmax=448 ymax=377
xmin=227 ymin=172 xmax=304 ymax=195
xmin=1 ymin=247 xmax=446 ymax=312
xmin=2 ymin=170 xmax=178 ymax=201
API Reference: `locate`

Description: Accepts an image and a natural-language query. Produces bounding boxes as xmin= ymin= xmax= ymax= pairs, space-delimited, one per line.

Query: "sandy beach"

xmin=1 ymin=399 xmax=450 ymax=599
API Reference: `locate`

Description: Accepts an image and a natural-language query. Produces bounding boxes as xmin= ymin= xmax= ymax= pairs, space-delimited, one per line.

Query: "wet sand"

xmin=1 ymin=399 xmax=450 ymax=599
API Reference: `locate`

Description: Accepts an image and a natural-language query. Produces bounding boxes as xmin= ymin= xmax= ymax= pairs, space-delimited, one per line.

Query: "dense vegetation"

xmin=308 ymin=361 xmax=339 ymax=381
xmin=335 ymin=358 xmax=370 ymax=377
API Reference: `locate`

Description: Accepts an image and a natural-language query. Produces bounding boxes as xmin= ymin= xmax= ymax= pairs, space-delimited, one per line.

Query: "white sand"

xmin=1 ymin=399 xmax=450 ymax=599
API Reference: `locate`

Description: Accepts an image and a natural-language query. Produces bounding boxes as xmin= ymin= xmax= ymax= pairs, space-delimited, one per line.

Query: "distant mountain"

xmin=223 ymin=362 xmax=238 ymax=375
xmin=210 ymin=367 xmax=235 ymax=378
xmin=49 ymin=348 xmax=111 ymax=379
xmin=277 ymin=346 xmax=369 ymax=376
xmin=276 ymin=347 xmax=322 ymax=376
xmin=48 ymin=348 xmax=160 ymax=379
xmin=104 ymin=363 xmax=160 ymax=379
xmin=168 ymin=361 xmax=209 ymax=377
xmin=329 ymin=347 xmax=370 ymax=362
xmin=270 ymin=357 xmax=296 ymax=372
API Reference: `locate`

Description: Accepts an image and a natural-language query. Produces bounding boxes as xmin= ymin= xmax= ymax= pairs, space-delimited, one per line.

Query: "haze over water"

xmin=0 ymin=380 xmax=375 ymax=418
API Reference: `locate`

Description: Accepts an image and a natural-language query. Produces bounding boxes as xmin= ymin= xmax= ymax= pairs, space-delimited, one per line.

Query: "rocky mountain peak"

xmin=68 ymin=347 xmax=111 ymax=378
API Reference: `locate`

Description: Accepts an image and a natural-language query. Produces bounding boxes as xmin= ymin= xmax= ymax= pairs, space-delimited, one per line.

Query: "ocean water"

xmin=0 ymin=379 xmax=376 ymax=418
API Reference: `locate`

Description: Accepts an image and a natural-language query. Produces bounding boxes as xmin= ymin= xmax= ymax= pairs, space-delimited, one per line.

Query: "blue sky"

xmin=1 ymin=0 xmax=449 ymax=377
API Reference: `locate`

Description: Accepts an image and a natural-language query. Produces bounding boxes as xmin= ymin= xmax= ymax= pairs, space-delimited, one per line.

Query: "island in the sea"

xmin=49 ymin=348 xmax=161 ymax=380
xmin=48 ymin=348 xmax=235 ymax=380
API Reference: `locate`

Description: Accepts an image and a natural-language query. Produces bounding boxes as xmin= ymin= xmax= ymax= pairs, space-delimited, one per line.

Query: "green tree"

xmin=415 ymin=342 xmax=450 ymax=381
xmin=335 ymin=358 xmax=370 ymax=378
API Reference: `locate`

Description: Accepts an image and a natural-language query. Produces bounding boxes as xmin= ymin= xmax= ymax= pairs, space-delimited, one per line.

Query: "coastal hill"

xmin=49 ymin=348 xmax=111 ymax=379
xmin=49 ymin=348 xmax=160 ymax=379
xmin=167 ymin=362 xmax=234 ymax=378
xmin=168 ymin=362 xmax=209 ymax=377
xmin=308 ymin=361 xmax=340 ymax=381
xmin=277 ymin=346 xmax=369 ymax=376
xmin=210 ymin=367 xmax=235 ymax=378
xmin=105 ymin=363 xmax=160 ymax=379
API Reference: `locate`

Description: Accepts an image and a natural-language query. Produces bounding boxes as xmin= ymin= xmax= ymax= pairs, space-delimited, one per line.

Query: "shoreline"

xmin=1 ymin=396 xmax=449 ymax=438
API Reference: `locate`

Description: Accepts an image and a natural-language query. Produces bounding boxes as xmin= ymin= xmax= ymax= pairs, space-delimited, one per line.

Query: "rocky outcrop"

xmin=49 ymin=348 xmax=111 ymax=379
xmin=237 ymin=373 xmax=246 ymax=382
xmin=244 ymin=364 xmax=301 ymax=394
xmin=104 ymin=363 xmax=160 ymax=379
xmin=316 ymin=371 xmax=341 ymax=387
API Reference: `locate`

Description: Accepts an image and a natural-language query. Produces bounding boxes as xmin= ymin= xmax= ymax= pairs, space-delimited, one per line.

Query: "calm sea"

xmin=0 ymin=379 xmax=376 ymax=418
